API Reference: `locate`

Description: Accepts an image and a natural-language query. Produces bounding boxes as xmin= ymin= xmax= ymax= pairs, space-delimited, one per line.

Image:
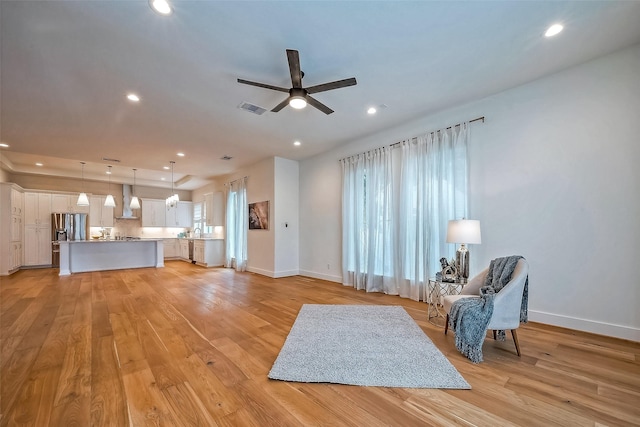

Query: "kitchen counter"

xmin=58 ymin=239 xmax=164 ymax=275
xmin=177 ymin=237 xmax=224 ymax=240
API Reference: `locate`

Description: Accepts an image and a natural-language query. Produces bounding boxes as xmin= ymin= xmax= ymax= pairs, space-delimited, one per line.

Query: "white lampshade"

xmin=104 ymin=194 xmax=116 ymax=208
xmin=446 ymin=219 xmax=481 ymax=244
xmin=77 ymin=192 xmax=90 ymax=206
xmin=130 ymin=196 xmax=141 ymax=210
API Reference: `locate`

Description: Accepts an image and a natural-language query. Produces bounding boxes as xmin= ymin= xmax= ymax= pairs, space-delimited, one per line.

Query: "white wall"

xmin=273 ymin=157 xmax=299 ymax=277
xmin=299 ymin=44 xmax=640 ymax=341
xmin=219 ymin=156 xmax=300 ymax=277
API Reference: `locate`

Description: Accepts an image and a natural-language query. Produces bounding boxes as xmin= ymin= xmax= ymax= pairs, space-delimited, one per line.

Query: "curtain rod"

xmin=225 ymin=175 xmax=248 ymax=186
xmin=390 ymin=116 xmax=485 ymax=148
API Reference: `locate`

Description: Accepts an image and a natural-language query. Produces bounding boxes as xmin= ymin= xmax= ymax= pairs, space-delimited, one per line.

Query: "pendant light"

xmin=104 ymin=165 xmax=116 ymax=208
xmin=77 ymin=161 xmax=90 ymax=206
xmin=130 ymin=168 xmax=141 ymax=209
xmin=165 ymin=161 xmax=179 ymax=208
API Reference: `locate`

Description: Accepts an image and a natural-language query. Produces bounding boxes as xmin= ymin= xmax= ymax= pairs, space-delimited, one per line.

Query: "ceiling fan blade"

xmin=306 ymin=95 xmax=334 ymax=115
xmin=286 ymin=49 xmax=303 ymax=89
xmin=271 ymin=97 xmax=291 ymax=113
xmin=237 ymin=78 xmax=289 ymax=93
xmin=306 ymin=77 xmax=357 ymax=94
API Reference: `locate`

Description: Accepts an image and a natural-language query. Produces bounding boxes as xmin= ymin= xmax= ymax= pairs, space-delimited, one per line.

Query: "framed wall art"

xmin=248 ymin=201 xmax=269 ymax=230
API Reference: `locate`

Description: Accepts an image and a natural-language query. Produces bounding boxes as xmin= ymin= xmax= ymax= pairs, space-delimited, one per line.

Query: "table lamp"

xmin=446 ymin=219 xmax=481 ymax=283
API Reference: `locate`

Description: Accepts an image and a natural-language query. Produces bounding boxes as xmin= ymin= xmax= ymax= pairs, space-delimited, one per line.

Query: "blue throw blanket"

xmin=448 ymin=255 xmax=528 ymax=363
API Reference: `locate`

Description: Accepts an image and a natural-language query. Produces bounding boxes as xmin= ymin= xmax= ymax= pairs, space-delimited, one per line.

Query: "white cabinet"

xmin=24 ymin=192 xmax=51 ymax=227
xmin=11 ymin=215 xmax=23 ymax=242
xmin=1 ymin=184 xmax=25 ymax=275
xmin=89 ymin=196 xmax=115 ymax=227
xmin=24 ymin=192 xmax=52 ymax=267
xmin=51 ymin=193 xmax=90 ymax=214
xmin=11 ymin=188 xmax=23 ymax=216
xmin=141 ymin=199 xmax=166 ymax=227
xmin=193 ymin=239 xmax=224 ymax=267
xmin=163 ymin=239 xmax=178 ymax=258
xmin=11 ymin=241 xmax=23 ymax=271
xmin=166 ymin=201 xmax=192 ymax=228
xmin=205 ymin=192 xmax=224 ymax=227
xmin=24 ymin=225 xmax=51 ymax=266
xmin=179 ymin=239 xmax=190 ymax=260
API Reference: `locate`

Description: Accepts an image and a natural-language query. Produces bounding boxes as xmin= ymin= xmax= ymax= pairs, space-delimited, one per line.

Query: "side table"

xmin=427 ymin=278 xmax=464 ymax=326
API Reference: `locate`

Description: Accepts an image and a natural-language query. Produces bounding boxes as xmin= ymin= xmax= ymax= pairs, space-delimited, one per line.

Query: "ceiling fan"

xmin=237 ymin=49 xmax=357 ymax=115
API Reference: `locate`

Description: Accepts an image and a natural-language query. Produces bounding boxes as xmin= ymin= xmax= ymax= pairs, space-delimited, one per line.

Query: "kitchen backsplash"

xmin=90 ymin=217 xmax=189 ymax=239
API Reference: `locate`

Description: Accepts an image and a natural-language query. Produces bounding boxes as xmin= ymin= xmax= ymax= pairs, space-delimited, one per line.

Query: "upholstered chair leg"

xmin=511 ymin=329 xmax=521 ymax=357
xmin=444 ymin=314 xmax=449 ymax=335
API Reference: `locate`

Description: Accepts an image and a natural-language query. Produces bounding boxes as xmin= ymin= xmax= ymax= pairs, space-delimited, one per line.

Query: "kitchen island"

xmin=58 ymin=239 xmax=164 ymax=275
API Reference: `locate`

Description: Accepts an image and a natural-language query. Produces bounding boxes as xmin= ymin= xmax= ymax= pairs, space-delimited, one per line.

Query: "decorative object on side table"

xmin=445 ymin=219 xmax=481 ymax=283
xmin=438 ymin=257 xmax=457 ymax=283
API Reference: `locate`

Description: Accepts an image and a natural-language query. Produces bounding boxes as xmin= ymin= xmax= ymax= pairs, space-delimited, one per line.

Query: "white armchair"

xmin=443 ymin=258 xmax=529 ymax=356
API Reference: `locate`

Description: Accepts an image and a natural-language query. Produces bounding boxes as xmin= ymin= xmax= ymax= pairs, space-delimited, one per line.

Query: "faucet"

xmin=193 ymin=227 xmax=202 ymax=238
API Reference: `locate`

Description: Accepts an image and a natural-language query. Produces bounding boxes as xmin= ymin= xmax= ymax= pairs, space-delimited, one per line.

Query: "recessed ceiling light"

xmin=150 ymin=0 xmax=172 ymax=15
xmin=163 ymin=166 xmax=170 ymax=170
xmin=367 ymin=107 xmax=377 ymax=115
xmin=127 ymin=93 xmax=140 ymax=102
xmin=0 ymin=143 xmax=9 ymax=148
xmin=161 ymin=177 xmax=166 ymax=181
xmin=545 ymin=23 xmax=563 ymax=37
xmin=293 ymin=141 xmax=301 ymax=146
xmin=35 ymin=162 xmax=43 ymax=166
xmin=106 ymin=170 xmax=112 ymax=175
xmin=177 ymin=152 xmax=185 ymax=157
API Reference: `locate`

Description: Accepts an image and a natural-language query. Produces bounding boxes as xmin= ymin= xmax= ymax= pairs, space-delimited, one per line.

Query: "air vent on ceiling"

xmin=221 ymin=155 xmax=233 ymax=161
xmin=102 ymin=157 xmax=121 ymax=163
xmin=238 ymin=101 xmax=267 ymax=115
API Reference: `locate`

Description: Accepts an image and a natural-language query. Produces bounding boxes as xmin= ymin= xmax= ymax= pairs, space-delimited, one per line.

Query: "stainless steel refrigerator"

xmin=51 ymin=213 xmax=88 ymax=267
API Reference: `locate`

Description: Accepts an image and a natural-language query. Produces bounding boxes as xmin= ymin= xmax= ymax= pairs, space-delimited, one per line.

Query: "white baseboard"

xmin=298 ymin=269 xmax=342 ymax=283
xmin=529 ymin=310 xmax=639 ymax=342
xmin=247 ymin=266 xmax=275 ymax=277
xmin=273 ymin=270 xmax=299 ymax=278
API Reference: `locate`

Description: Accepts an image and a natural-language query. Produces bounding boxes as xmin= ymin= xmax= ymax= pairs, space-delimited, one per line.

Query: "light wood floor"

xmin=1 ymin=261 xmax=639 ymax=426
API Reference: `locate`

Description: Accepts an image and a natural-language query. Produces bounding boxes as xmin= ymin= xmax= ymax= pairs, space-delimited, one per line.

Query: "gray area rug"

xmin=268 ymin=304 xmax=470 ymax=389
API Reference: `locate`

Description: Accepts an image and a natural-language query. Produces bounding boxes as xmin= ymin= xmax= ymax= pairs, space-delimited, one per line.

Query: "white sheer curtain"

xmin=225 ymin=177 xmax=248 ymax=271
xmin=396 ymin=123 xmax=469 ymax=300
xmin=341 ymin=147 xmax=397 ymax=294
xmin=341 ymin=122 xmax=469 ymax=301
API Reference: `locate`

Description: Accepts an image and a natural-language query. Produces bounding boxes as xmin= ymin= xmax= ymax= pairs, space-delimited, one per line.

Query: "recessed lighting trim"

xmin=150 ymin=0 xmax=172 ymax=15
xmin=127 ymin=93 xmax=140 ymax=102
xmin=367 ymin=107 xmax=377 ymax=115
xmin=545 ymin=23 xmax=563 ymax=37
xmin=35 ymin=162 xmax=43 ymax=166
xmin=293 ymin=141 xmax=301 ymax=146
xmin=177 ymin=152 xmax=185 ymax=157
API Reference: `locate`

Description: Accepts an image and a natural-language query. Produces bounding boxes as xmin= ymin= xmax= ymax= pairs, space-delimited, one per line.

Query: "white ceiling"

xmin=2 ymin=1 xmax=640 ymax=190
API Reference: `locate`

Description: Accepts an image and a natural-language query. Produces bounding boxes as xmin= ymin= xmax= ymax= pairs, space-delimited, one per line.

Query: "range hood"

xmin=116 ymin=184 xmax=139 ymax=219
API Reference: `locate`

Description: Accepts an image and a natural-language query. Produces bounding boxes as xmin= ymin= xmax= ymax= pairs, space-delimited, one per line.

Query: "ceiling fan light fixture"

xmin=545 ymin=23 xmax=563 ymax=37
xmin=289 ymin=96 xmax=307 ymax=110
xmin=150 ymin=0 xmax=172 ymax=15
